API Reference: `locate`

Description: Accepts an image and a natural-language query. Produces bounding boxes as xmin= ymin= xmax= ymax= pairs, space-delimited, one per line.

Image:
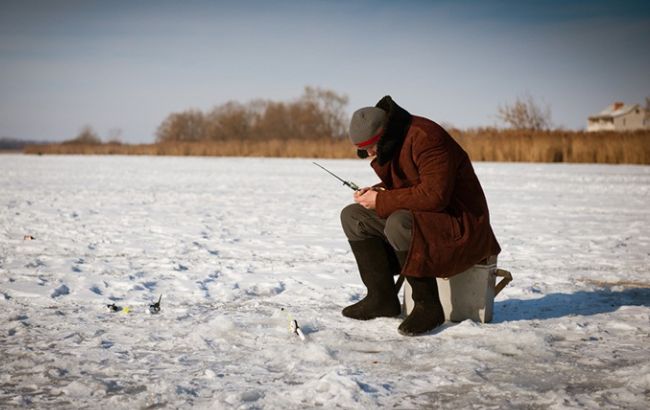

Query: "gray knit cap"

xmin=348 ymin=107 xmax=387 ymax=146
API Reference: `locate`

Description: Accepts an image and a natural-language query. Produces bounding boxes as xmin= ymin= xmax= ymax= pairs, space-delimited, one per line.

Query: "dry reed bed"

xmin=24 ymin=131 xmax=650 ymax=164
xmin=453 ymin=129 xmax=650 ymax=164
xmin=24 ymin=139 xmax=355 ymax=159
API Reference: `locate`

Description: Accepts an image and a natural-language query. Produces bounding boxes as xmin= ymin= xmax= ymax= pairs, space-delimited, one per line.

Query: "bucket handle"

xmin=494 ymin=269 xmax=512 ymax=296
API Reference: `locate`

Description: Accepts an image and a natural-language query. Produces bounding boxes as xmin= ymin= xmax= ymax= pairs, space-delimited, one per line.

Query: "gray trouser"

xmin=340 ymin=203 xmax=412 ymax=251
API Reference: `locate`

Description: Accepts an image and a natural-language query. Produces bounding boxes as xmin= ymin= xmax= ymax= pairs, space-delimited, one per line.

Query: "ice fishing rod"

xmin=281 ymin=308 xmax=306 ymax=341
xmin=312 ymin=162 xmax=359 ymax=191
xmin=106 ymin=294 xmax=162 ymax=315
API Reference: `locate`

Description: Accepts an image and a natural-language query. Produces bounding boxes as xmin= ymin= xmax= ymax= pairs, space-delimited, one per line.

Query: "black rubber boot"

xmin=398 ymin=276 xmax=445 ymax=336
xmin=342 ymin=238 xmax=401 ymax=320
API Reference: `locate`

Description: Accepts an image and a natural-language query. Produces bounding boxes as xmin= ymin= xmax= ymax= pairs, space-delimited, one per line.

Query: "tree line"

xmin=155 ymin=89 xmax=557 ymax=143
xmin=61 ymin=89 xmax=650 ymax=145
xmin=155 ymin=86 xmax=349 ymax=143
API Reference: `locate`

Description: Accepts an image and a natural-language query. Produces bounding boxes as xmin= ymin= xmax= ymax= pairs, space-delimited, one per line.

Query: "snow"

xmin=1 ymin=154 xmax=649 ymax=409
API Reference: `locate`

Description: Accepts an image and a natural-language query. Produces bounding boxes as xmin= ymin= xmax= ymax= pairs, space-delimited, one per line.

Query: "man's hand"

xmin=354 ymin=187 xmax=378 ymax=209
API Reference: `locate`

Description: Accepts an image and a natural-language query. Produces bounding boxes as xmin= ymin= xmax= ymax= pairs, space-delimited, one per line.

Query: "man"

xmin=340 ymin=96 xmax=501 ymax=336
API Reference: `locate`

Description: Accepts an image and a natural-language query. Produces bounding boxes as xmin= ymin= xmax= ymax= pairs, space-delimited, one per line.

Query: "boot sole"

xmin=342 ymin=311 xmax=402 ymax=320
xmin=397 ymin=319 xmax=445 ymax=336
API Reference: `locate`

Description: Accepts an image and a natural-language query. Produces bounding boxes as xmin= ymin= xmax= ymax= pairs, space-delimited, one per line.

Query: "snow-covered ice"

xmin=1 ymin=155 xmax=649 ymax=409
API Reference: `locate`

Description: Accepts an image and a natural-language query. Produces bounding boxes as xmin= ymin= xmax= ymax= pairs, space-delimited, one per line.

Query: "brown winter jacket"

xmin=370 ymin=96 xmax=501 ymax=278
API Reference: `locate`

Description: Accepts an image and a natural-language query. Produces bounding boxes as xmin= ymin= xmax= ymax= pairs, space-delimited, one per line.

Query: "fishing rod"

xmin=312 ymin=162 xmax=359 ymax=191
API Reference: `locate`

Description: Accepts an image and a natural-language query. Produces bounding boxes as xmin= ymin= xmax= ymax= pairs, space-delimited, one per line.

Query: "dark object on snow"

xmin=149 ymin=294 xmax=162 ymax=314
xmin=398 ymin=276 xmax=445 ymax=336
xmin=289 ymin=319 xmax=306 ymax=340
xmin=289 ymin=319 xmax=300 ymax=335
xmin=23 ymin=235 xmax=35 ymax=240
xmin=107 ymin=303 xmax=122 ymax=312
xmin=342 ymin=238 xmax=401 ymax=320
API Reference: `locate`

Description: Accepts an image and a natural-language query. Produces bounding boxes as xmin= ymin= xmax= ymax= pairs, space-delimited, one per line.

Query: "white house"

xmin=587 ymin=102 xmax=649 ymax=132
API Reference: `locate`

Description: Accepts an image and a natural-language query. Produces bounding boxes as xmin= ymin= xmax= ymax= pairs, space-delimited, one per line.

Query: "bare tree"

xmin=64 ymin=125 xmax=102 ymax=144
xmin=156 ymin=110 xmax=207 ymax=142
xmin=497 ymin=94 xmax=552 ymax=130
xmin=253 ymin=101 xmax=291 ymax=139
xmin=300 ymin=86 xmax=349 ymax=139
xmin=206 ymin=102 xmax=253 ymax=141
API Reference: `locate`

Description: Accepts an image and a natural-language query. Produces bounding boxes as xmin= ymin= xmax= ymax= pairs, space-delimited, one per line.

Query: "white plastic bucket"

xmin=403 ymin=256 xmax=512 ymax=323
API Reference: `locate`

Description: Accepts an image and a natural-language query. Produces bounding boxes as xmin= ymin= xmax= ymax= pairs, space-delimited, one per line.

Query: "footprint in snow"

xmin=51 ymin=284 xmax=70 ymax=298
xmin=25 ymin=258 xmax=46 ymax=269
xmin=142 ymin=281 xmax=157 ymax=291
xmin=174 ymin=264 xmax=189 ymax=272
xmin=100 ymin=340 xmax=114 ymax=349
xmin=245 ymin=281 xmax=286 ymax=297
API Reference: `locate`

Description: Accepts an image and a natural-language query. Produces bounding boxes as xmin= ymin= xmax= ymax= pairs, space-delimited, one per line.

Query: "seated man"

xmin=341 ymin=96 xmax=501 ymax=336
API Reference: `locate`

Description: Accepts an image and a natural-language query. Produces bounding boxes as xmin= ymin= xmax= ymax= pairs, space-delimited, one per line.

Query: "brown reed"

xmin=23 ymin=130 xmax=650 ymax=164
xmin=451 ymin=129 xmax=650 ymax=164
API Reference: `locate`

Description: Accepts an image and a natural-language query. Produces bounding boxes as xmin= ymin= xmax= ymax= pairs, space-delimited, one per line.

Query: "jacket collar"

xmin=374 ymin=96 xmax=412 ymax=165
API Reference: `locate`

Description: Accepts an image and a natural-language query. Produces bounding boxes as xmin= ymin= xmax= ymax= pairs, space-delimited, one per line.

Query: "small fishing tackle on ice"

xmin=289 ymin=319 xmax=306 ymax=341
xmin=107 ymin=303 xmax=121 ymax=312
xmin=107 ymin=303 xmax=129 ymax=313
xmin=149 ymin=294 xmax=162 ymax=314
xmin=281 ymin=308 xmax=306 ymax=341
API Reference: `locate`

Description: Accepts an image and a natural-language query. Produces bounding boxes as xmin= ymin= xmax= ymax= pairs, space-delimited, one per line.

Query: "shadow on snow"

xmin=492 ymin=287 xmax=650 ymax=323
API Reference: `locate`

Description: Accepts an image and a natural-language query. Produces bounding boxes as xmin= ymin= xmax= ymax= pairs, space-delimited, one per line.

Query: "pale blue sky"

xmin=1 ymin=0 xmax=649 ymax=143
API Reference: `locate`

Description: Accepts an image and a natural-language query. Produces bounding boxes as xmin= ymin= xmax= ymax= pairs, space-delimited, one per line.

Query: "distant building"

xmin=587 ymin=102 xmax=649 ymax=132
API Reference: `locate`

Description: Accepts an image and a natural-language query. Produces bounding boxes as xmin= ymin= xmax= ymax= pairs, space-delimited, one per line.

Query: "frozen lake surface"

xmin=1 ymin=155 xmax=649 ymax=409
